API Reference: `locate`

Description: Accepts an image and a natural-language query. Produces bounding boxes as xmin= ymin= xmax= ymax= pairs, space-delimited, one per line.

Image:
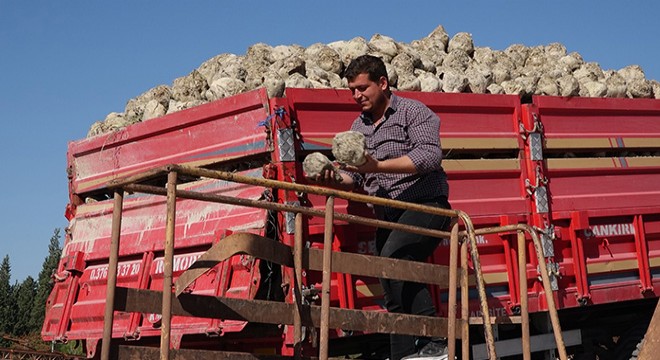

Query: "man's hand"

xmin=342 ymin=153 xmax=379 ymax=173
xmin=307 ymin=166 xmax=355 ymax=191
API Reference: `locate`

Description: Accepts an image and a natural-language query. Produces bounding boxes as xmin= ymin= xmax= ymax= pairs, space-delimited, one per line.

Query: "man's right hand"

xmin=307 ymin=167 xmax=355 ymax=191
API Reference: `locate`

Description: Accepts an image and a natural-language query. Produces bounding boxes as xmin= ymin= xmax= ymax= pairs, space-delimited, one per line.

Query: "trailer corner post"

xmin=160 ymin=171 xmax=178 ymax=360
xmin=101 ymin=189 xmax=125 ymax=360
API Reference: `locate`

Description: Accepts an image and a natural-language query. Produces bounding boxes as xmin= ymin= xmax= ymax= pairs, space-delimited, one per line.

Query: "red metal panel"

xmin=47 ymin=169 xmax=269 ymax=344
xmin=68 ymin=88 xmax=271 ymax=195
xmin=64 ymin=169 xmax=266 ymax=260
xmin=286 ymin=88 xmax=528 ymax=219
xmin=532 ymin=95 xmax=660 ymax=214
xmin=522 ymin=96 xmax=660 ymax=312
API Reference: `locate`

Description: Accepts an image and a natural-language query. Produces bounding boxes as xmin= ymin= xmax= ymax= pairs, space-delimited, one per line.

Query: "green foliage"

xmin=13 ymin=276 xmax=36 ymax=336
xmin=55 ymin=339 xmax=85 ymax=356
xmin=0 ymin=255 xmax=14 ymax=347
xmin=0 ymin=228 xmax=64 ymax=351
xmin=30 ymin=228 xmax=62 ymax=332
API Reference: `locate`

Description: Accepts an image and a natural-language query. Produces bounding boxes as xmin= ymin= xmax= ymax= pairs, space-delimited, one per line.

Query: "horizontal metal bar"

xmin=468 ymin=316 xmax=522 ymax=325
xmin=166 ymin=164 xmax=459 ymax=218
xmin=124 ymin=183 xmax=452 ymax=241
xmin=471 ymin=329 xmax=581 ymax=360
xmin=107 ymin=167 xmax=168 ymax=188
xmin=175 ymin=232 xmax=476 ymax=296
xmin=118 ymin=345 xmax=297 ymax=359
xmin=114 ymin=287 xmax=463 ymax=338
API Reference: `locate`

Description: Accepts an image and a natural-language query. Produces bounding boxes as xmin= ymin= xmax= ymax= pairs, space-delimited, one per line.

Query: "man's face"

xmin=348 ymin=73 xmax=388 ymax=114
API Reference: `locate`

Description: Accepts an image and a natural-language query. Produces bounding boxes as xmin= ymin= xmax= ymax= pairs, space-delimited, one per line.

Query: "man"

xmin=313 ymin=54 xmax=451 ymax=360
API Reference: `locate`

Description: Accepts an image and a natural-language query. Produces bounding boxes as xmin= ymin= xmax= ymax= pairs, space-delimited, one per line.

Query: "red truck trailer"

xmin=42 ymin=87 xmax=660 ymax=359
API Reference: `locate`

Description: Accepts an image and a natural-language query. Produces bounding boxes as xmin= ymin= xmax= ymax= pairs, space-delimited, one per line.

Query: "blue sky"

xmin=1 ymin=1 xmax=659 ymax=282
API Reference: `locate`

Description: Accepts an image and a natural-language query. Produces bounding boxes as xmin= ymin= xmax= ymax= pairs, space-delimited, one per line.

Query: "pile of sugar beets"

xmin=87 ymin=25 xmax=660 ymax=138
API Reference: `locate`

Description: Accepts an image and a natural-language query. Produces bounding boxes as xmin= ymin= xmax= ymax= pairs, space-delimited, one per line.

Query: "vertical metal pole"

xmin=461 ymin=238 xmax=470 ymax=360
xmin=293 ymin=213 xmax=304 ymax=359
xmin=101 ymin=190 xmax=124 ymax=360
xmin=319 ymin=196 xmax=334 ymax=360
xmin=462 ymin=215 xmax=497 ymax=360
xmin=160 ymin=171 xmax=178 ymax=360
xmin=447 ymin=224 xmax=459 ymax=360
xmin=518 ymin=231 xmax=530 ymax=360
xmin=531 ymin=232 xmax=568 ymax=360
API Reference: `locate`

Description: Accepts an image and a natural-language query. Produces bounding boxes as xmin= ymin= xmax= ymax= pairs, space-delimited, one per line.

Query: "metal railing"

xmin=98 ymin=164 xmax=566 ymax=360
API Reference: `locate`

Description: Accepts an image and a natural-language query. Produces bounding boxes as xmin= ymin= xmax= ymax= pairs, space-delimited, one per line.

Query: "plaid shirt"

xmin=347 ymin=94 xmax=449 ymax=217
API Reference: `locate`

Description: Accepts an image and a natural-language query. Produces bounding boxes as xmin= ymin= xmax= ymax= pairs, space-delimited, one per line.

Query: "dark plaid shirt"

xmin=347 ymin=94 xmax=449 ymax=218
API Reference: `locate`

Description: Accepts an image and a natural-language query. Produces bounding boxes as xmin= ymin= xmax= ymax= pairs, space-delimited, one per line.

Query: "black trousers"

xmin=376 ymin=196 xmax=451 ymax=360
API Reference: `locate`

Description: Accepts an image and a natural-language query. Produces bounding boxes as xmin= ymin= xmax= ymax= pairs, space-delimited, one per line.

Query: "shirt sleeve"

xmin=405 ymin=103 xmax=443 ymax=174
xmin=342 ymin=169 xmax=364 ymax=188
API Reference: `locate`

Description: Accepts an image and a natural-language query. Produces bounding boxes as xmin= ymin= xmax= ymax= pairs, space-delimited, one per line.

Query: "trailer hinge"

xmin=52 ymin=270 xmax=71 ymax=282
xmin=519 ymin=113 xmax=544 ymax=140
xmin=123 ymin=330 xmax=140 ymax=341
xmin=537 ymin=260 xmax=561 ymax=291
xmin=534 ymin=225 xmax=556 ymax=257
xmin=526 ymin=166 xmax=549 ymax=213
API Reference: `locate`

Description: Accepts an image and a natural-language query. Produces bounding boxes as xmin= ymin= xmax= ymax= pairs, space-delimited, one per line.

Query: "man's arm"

xmin=344 ymin=153 xmax=417 ymax=174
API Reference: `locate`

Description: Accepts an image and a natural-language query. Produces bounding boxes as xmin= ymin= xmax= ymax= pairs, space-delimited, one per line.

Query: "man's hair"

xmin=344 ymin=55 xmax=388 ymax=83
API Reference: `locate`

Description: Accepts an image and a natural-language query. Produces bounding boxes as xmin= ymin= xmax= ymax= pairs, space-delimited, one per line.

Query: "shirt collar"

xmin=360 ymin=93 xmax=399 ymax=125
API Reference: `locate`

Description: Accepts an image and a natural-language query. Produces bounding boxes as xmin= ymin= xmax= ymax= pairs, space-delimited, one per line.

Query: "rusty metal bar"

xmin=447 ymin=223 xmax=460 ymax=360
xmin=478 ymin=224 xmax=565 ymax=359
xmin=106 ymin=167 xmax=168 ymax=189
xmin=464 ymin=224 xmax=565 ymax=359
xmin=125 ymin=183 xmax=452 ymax=242
xmin=461 ymin=238 xmax=469 ymax=360
xmin=530 ymin=229 xmax=568 ymax=360
xmin=518 ymin=231 xmax=531 ymax=360
xmin=319 ymin=197 xmax=334 ymax=360
xmin=294 ymin=213 xmax=304 ymax=359
xmin=470 ymin=224 xmax=532 ymax=236
xmin=638 ymin=296 xmax=660 ymax=359
xmin=114 ymin=167 xmax=569 ymax=359
xmin=468 ymin=316 xmax=522 ymax=325
xmin=160 ymin=171 xmax=178 ymax=360
xmin=457 ymin=211 xmax=496 ymax=360
xmin=118 ymin=345 xmax=297 ymax=359
xmin=0 ymin=348 xmax=80 ymax=360
xmin=175 ymin=232 xmax=474 ymax=299
xmin=114 ymin=287 xmax=463 ymax=338
xmin=101 ymin=189 xmax=124 ymax=360
xmin=166 ymin=164 xmax=459 ymax=218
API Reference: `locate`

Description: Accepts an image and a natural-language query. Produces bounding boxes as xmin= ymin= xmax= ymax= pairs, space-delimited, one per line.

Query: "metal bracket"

xmin=541 ymin=226 xmax=554 ymax=257
xmin=537 ymin=261 xmax=560 ymax=291
xmin=519 ymin=113 xmax=544 ymax=140
xmin=285 ymin=201 xmax=300 ymax=234
xmin=277 ymin=128 xmax=296 ymax=161
xmin=535 ymin=225 xmax=555 ymax=257
xmin=525 ymin=166 xmax=550 ymax=216
xmin=529 ymin=133 xmax=544 ymax=161
xmin=534 ymin=186 xmax=549 ymax=213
